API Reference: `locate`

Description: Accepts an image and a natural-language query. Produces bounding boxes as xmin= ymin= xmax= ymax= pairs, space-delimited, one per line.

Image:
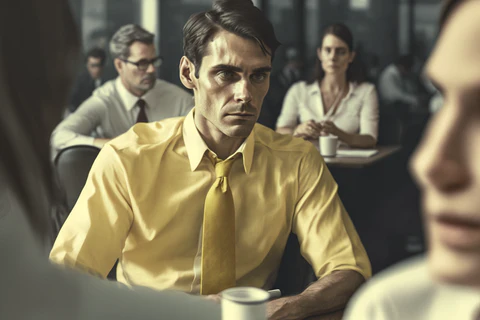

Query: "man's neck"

xmin=194 ymin=114 xmax=246 ymax=160
xmin=120 ymin=77 xmax=146 ymax=97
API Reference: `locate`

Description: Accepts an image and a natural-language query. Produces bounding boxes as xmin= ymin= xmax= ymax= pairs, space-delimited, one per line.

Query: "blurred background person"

xmin=345 ymin=0 xmax=480 ymax=318
xmin=276 ymin=23 xmax=378 ymax=149
xmin=258 ymin=46 xmax=304 ymax=129
xmin=50 ymin=24 xmax=193 ymax=154
xmin=69 ymin=47 xmax=107 ymax=113
xmin=378 ymin=54 xmax=423 ymax=117
xmin=0 ymin=1 xmax=219 ymax=319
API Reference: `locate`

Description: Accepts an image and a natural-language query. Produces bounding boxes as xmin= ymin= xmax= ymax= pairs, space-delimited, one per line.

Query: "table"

xmin=310 ymin=141 xmax=402 ymax=168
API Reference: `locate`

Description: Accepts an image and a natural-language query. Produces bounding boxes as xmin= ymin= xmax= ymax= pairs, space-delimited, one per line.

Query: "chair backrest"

xmin=53 ymin=145 xmax=101 ymax=210
xmin=377 ymin=108 xmax=405 ymax=146
xmin=273 ymin=233 xmax=316 ymax=295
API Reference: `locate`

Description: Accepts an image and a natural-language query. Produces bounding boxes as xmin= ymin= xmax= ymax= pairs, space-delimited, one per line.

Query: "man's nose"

xmin=234 ymin=79 xmax=253 ymax=104
xmin=411 ymin=107 xmax=471 ymax=193
xmin=146 ymin=62 xmax=156 ymax=73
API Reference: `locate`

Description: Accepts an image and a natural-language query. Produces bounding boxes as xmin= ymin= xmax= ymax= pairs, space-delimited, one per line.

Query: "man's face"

xmin=86 ymin=56 xmax=104 ymax=80
xmin=116 ymin=41 xmax=157 ymax=96
xmin=188 ymin=30 xmax=272 ymax=140
xmin=411 ymin=0 xmax=480 ymax=287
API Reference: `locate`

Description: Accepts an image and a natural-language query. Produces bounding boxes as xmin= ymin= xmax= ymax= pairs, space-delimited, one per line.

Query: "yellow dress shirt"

xmin=50 ymin=109 xmax=371 ymax=293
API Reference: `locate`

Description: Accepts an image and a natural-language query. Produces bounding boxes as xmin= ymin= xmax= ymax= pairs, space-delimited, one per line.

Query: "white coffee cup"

xmin=319 ymin=135 xmax=338 ymax=157
xmin=221 ymin=287 xmax=269 ymax=320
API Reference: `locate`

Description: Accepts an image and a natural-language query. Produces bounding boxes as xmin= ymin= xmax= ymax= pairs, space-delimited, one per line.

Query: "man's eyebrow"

xmin=210 ymin=64 xmax=272 ymax=73
xmin=253 ymin=66 xmax=272 ymax=73
xmin=211 ymin=64 xmax=243 ymax=72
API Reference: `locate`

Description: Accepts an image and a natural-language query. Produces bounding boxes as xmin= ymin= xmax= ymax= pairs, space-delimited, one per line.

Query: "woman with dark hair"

xmin=0 ymin=1 xmax=219 ymax=319
xmin=276 ymin=23 xmax=379 ymax=148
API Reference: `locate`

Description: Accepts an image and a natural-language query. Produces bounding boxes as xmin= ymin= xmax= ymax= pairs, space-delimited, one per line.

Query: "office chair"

xmin=53 ymin=145 xmax=101 ymax=211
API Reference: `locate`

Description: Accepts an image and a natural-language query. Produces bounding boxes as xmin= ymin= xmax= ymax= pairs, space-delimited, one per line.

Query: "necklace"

xmin=321 ymin=82 xmax=346 ymax=117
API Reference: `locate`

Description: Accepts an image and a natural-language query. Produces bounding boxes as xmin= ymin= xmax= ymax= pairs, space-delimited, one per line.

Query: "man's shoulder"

xmin=254 ymin=124 xmax=317 ymax=155
xmin=362 ymin=255 xmax=431 ymax=290
xmin=346 ymin=256 xmax=435 ymax=318
xmin=90 ymin=79 xmax=118 ymax=101
xmin=108 ymin=116 xmax=185 ymax=152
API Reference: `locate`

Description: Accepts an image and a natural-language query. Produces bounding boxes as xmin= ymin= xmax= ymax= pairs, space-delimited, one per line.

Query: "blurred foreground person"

xmin=0 ymin=1 xmax=219 ymax=319
xmin=345 ymin=0 xmax=480 ymax=319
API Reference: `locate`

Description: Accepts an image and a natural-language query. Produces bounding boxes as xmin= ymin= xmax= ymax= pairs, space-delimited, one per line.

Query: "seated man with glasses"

xmin=51 ymin=24 xmax=193 ymax=154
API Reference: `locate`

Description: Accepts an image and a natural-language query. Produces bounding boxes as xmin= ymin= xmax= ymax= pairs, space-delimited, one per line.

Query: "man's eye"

xmin=218 ymin=71 xmax=236 ymax=81
xmin=137 ymin=61 xmax=150 ymax=68
xmin=337 ymin=49 xmax=347 ymax=55
xmin=251 ymin=73 xmax=267 ymax=83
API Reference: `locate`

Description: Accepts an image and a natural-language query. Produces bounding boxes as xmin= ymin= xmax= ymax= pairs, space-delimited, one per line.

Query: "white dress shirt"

xmin=344 ymin=256 xmax=480 ymax=320
xmin=276 ymin=81 xmax=379 ymax=140
xmin=377 ymin=64 xmax=418 ymax=106
xmin=51 ymin=77 xmax=193 ymax=152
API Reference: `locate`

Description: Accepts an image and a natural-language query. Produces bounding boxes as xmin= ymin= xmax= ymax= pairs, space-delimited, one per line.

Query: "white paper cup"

xmin=221 ymin=287 xmax=269 ymax=320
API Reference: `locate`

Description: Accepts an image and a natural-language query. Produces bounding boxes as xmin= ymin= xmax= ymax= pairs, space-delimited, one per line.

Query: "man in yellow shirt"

xmin=51 ymin=0 xmax=370 ymax=318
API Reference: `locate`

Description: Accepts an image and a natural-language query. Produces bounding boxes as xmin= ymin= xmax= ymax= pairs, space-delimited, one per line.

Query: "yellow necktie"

xmin=200 ymin=153 xmax=237 ymax=295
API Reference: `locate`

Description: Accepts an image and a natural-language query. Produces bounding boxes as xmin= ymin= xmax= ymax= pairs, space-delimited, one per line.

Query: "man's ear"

xmin=114 ymin=58 xmax=123 ymax=75
xmin=179 ymin=56 xmax=197 ymax=90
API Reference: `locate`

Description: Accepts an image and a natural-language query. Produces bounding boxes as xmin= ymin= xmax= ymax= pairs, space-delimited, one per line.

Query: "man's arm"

xmin=50 ymin=144 xmax=132 ymax=277
xmin=269 ymin=146 xmax=371 ymax=320
xmin=51 ymin=96 xmax=105 ymax=152
xmin=267 ymin=270 xmax=364 ymax=320
xmin=379 ymin=68 xmax=418 ymax=106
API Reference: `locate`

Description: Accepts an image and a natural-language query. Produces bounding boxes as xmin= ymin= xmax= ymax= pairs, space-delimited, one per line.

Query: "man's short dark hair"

xmin=183 ymin=0 xmax=281 ymax=78
xmin=85 ymin=47 xmax=106 ymax=66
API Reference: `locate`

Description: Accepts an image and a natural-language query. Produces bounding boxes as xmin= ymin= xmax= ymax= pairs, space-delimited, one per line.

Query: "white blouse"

xmin=276 ymin=81 xmax=379 ymax=140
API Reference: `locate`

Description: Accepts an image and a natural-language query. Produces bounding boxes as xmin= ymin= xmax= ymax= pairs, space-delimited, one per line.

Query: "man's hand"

xmin=204 ymin=294 xmax=222 ymax=304
xmin=93 ymin=138 xmax=111 ymax=148
xmin=267 ymin=296 xmax=301 ymax=320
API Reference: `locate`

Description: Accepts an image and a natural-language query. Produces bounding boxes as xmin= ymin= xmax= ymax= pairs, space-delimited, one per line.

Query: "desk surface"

xmin=311 ymin=142 xmax=402 ymax=168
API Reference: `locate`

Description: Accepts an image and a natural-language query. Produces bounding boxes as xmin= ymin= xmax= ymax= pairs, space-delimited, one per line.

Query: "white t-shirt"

xmin=344 ymin=256 xmax=480 ymax=320
xmin=276 ymin=81 xmax=379 ymax=140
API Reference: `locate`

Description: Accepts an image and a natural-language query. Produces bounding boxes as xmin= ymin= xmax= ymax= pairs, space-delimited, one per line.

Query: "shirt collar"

xmin=182 ymin=108 xmax=254 ymax=173
xmin=308 ymin=81 xmax=356 ymax=98
xmin=115 ymin=77 xmax=157 ymax=111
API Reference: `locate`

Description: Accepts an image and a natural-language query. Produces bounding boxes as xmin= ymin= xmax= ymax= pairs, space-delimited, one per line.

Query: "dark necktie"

xmin=136 ymin=99 xmax=148 ymax=123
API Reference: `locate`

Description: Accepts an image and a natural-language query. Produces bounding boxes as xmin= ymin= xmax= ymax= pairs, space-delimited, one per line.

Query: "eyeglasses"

xmin=120 ymin=56 xmax=163 ymax=71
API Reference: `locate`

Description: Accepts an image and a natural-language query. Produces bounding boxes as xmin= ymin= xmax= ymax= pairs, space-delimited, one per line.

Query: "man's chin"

xmin=223 ymin=123 xmax=256 ymax=138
